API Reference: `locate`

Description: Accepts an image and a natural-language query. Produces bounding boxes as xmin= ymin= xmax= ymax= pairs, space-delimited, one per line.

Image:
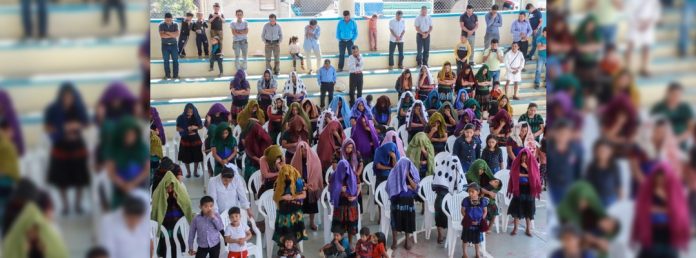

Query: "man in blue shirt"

xmin=317 ymin=59 xmax=337 ymax=109
xmin=525 ymin=3 xmax=543 ymax=60
xmin=336 ymin=10 xmax=358 ymax=72
xmin=159 ymin=12 xmax=180 ymax=80
xmin=510 ymin=12 xmax=532 ymax=58
xmin=484 ymin=5 xmax=503 ymax=50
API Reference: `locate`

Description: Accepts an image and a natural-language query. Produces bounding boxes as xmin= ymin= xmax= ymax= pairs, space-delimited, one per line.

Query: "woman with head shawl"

xmin=439 ymin=101 xmax=458 ymax=136
xmin=381 ymin=130 xmax=406 ymax=157
xmin=462 ymin=98 xmax=482 ymax=119
xmin=547 ymin=91 xmax=582 ymax=130
xmin=301 ymin=99 xmax=320 ymax=143
xmin=257 ymin=69 xmax=278 ymax=115
xmin=282 ymin=102 xmax=312 ymax=137
xmin=318 ymin=119 xmax=345 ymax=172
xmin=44 ymin=83 xmax=90 ymax=215
xmin=605 ymin=69 xmax=640 ymax=107
xmin=0 ymin=90 xmax=23 ymax=156
xmin=490 ymin=109 xmax=512 ymax=147
xmin=406 ymin=100 xmax=428 ymax=142
xmin=432 ymin=155 xmax=466 ymax=242
xmin=386 ymin=157 xmax=420 ymax=250
xmin=203 ymin=103 xmax=229 ymax=155
xmin=258 ymin=145 xmax=284 ymax=197
xmin=329 ymin=160 xmax=360 ymax=241
xmin=425 ymin=90 xmax=442 ymax=114
xmin=453 ymin=88 xmax=469 ymax=113
xmin=268 ymin=95 xmax=288 ymax=144
xmin=150 ymin=107 xmax=166 ymax=157
xmin=506 ymin=148 xmax=542 ymax=237
xmin=290 ymin=141 xmax=323 ymax=230
xmin=0 ymin=116 xmax=19 ymax=223
xmin=455 ymin=62 xmax=477 ymax=98
xmin=427 ymin=113 xmax=448 ymax=154
xmin=1 ymin=203 xmax=68 ymax=258
xmin=632 ymin=162 xmax=690 ymax=258
xmin=281 ymin=116 xmax=310 ymax=162
xmin=397 ymin=91 xmax=415 ymax=127
xmin=237 ymin=99 xmax=266 ymax=130
xmin=600 ymin=95 xmax=639 ymax=145
xmin=436 ymin=62 xmax=457 ymax=104
xmin=395 ymin=68 xmax=414 ymax=97
xmin=317 ymin=109 xmax=336 ymax=134
xmin=230 ymin=69 xmax=251 ymax=122
xmin=416 ymin=65 xmax=436 ymax=102
xmin=272 ymin=162 xmax=309 ymax=245
xmin=243 ymin=121 xmax=272 ymax=180
xmin=151 ymin=157 xmax=183 ymax=192
xmin=105 ymin=116 xmax=149 ymax=209
xmin=211 ymin=122 xmax=238 ymax=176
xmin=350 ymin=98 xmax=380 ymax=163
xmin=475 ymin=64 xmax=492 ymax=109
xmin=556 ymin=180 xmax=606 ymax=228
xmin=96 ymin=81 xmax=137 ymax=125
xmin=454 ymin=108 xmax=482 ymax=136
xmin=372 ymin=139 xmax=401 ymax=192
xmin=506 ymin=122 xmax=534 ymax=167
xmin=333 ymin=138 xmax=364 ymax=180
xmin=466 ymin=159 xmax=502 ymax=231
xmin=176 ymin=103 xmax=204 ymax=178
xmin=574 ymin=15 xmax=602 ymax=87
xmin=329 ymin=95 xmax=351 ymax=129
xmin=284 ymin=71 xmax=307 ymax=104
xmin=407 ymin=132 xmax=434 ymax=179
xmin=495 ymin=95 xmax=513 ymax=118
xmin=151 ymin=172 xmax=193 ymax=258
xmin=372 ymin=95 xmax=392 ymax=127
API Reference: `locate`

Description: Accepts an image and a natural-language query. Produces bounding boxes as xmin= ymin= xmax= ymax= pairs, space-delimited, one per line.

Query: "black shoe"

xmin=173 ymin=77 xmax=180 ymax=80
xmin=469 ymin=62 xmax=475 ymax=66
xmin=534 ymin=84 xmax=540 ymax=89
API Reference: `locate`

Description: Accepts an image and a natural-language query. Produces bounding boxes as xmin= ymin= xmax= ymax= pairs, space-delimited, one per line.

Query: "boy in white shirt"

xmin=224 ymin=207 xmax=252 ymax=258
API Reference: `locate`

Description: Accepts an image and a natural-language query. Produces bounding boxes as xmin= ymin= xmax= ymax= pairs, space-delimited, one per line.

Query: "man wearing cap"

xmin=459 ymin=5 xmax=478 ymax=65
xmin=159 ymin=13 xmax=180 ymax=79
xmin=209 ymin=3 xmax=226 ymax=44
xmin=262 ymin=13 xmax=283 ymax=75
xmin=207 ymin=166 xmax=253 ymax=218
xmin=388 ymin=10 xmax=406 ymax=70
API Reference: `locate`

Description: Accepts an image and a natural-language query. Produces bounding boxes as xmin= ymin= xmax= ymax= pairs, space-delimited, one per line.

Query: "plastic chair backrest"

xmin=607 ymin=200 xmax=634 ymax=244
xmin=494 ymin=169 xmax=511 ymax=205
xmin=375 ymin=182 xmax=391 ymax=216
xmin=258 ymin=190 xmax=277 ymax=228
xmin=247 ymin=170 xmax=262 ymax=200
xmin=262 ymin=121 xmax=269 ymax=131
xmin=480 ymin=123 xmax=491 ymax=141
xmin=232 ymin=125 xmax=242 ymax=142
xmin=446 ymin=136 xmax=457 ymax=153
xmin=320 ymin=187 xmax=333 ymax=210
xmin=172 ymin=217 xmax=190 ymax=254
xmin=417 ymin=176 xmax=435 ymax=205
xmin=500 ymin=146 xmax=508 ymax=168
xmin=325 ymin=167 xmax=334 ymax=186
xmin=443 ymin=191 xmax=469 ymax=223
xmin=363 ymin=162 xmax=375 ymax=192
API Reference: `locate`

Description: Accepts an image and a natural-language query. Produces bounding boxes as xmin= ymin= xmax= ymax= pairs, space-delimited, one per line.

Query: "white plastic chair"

xmin=150 ymin=220 xmax=170 ymax=258
xmin=445 ymin=135 xmax=457 ymax=153
xmin=500 ymin=146 xmax=508 ymax=170
xmin=232 ymin=125 xmax=242 ymax=143
xmin=247 ymin=170 xmax=262 ymax=218
xmin=172 ymin=134 xmax=181 ymax=164
xmin=362 ymin=162 xmax=377 ymax=221
xmin=397 ymin=125 xmax=408 ymax=144
xmin=262 ymin=121 xmax=269 ymax=131
xmin=374 ymin=182 xmax=391 ymax=242
xmin=480 ymin=123 xmax=491 ymax=141
xmin=91 ymin=170 xmax=112 ymax=239
xmin=257 ymin=190 xmax=277 ymax=258
xmin=219 ymin=208 xmax=264 ymax=258
xmin=617 ymin=159 xmax=631 ymax=200
xmin=495 ymin=169 xmax=511 ymax=233
xmin=417 ymin=176 xmax=436 ymax=240
xmin=320 ymin=187 xmax=334 ymax=243
xmin=344 ymin=127 xmax=352 ymax=139
xmin=172 ymin=217 xmax=191 ymax=257
xmin=607 ymin=200 xmax=636 ymax=258
xmin=324 ymin=167 xmax=334 ymax=186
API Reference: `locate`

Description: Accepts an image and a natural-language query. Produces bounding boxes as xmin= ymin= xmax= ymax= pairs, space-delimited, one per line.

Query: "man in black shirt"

xmin=209 ymin=2 xmax=226 ymax=44
xmin=459 ymin=5 xmax=478 ymax=65
xmin=178 ymin=12 xmax=193 ymax=58
xmin=159 ymin=13 xmax=179 ymax=79
xmin=191 ymin=12 xmax=210 ymax=57
xmin=525 ymin=3 xmax=543 ymax=60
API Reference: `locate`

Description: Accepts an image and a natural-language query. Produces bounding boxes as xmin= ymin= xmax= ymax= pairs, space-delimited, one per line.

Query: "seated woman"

xmin=176 ymin=103 xmax=204 ymax=178
xmin=432 ymin=155 xmax=466 ymax=243
xmin=350 ymin=98 xmax=380 ymax=163
xmin=210 ymin=122 xmax=238 ymax=176
xmin=436 ymin=62 xmax=457 ymax=104
xmin=284 ymin=71 xmax=307 ymax=104
xmin=282 ymin=102 xmax=312 ymax=136
xmin=290 ymin=141 xmax=323 ymax=231
xmin=475 ymin=65 xmax=493 ymax=111
xmin=333 ymin=139 xmax=364 ymax=181
xmin=1 ymin=202 xmax=68 ymax=257
xmin=203 ymin=103 xmax=229 ymax=154
xmin=151 ymin=172 xmax=193 ymax=258
xmin=243 ymin=121 xmax=272 ymax=181
xmin=267 ymin=96 xmax=288 ymax=144
xmin=301 ymin=99 xmax=320 ymax=143
xmin=395 ymin=68 xmax=414 ymax=97
xmin=281 ymin=116 xmax=310 ymax=162
xmin=397 ymin=91 xmax=415 ymax=127
xmin=105 ymin=117 xmax=149 ymax=209
xmin=507 ymin=122 xmax=534 ymax=168
xmin=386 ymin=158 xmax=421 ymax=250
xmin=381 ymin=129 xmax=406 ymax=158
xmin=455 ymin=63 xmax=477 ymax=98
xmin=329 ymin=160 xmax=361 ymax=244
xmin=257 ymin=69 xmax=278 ymax=116
xmin=454 ymin=108 xmax=482 ymax=138
xmin=318 ymin=118 xmax=346 ymax=172
xmin=439 ymin=101 xmax=458 ymax=136
xmin=230 ymin=69 xmax=251 ymax=123
xmin=489 ymin=109 xmax=512 ymax=147
xmin=416 ymin=65 xmax=435 ymax=102
xmin=272 ymin=163 xmax=309 ymax=246
xmin=463 ymin=98 xmax=482 ymax=120
xmin=407 ymin=132 xmax=434 ymax=180
xmin=453 ymin=88 xmax=469 ymax=118
xmin=372 ymin=95 xmax=392 ymax=128
xmin=237 ymin=99 xmax=266 ymax=131
xmin=329 ymin=95 xmax=352 ymax=129
xmin=373 ymin=141 xmax=400 ymax=189
xmin=465 ymin=159 xmax=502 ymax=233
xmin=259 ymin=145 xmax=284 ymax=197
xmin=406 ymin=100 xmax=428 ymax=142
xmin=425 ymin=90 xmax=442 ymax=115
xmin=490 ymin=94 xmax=513 ymax=118
xmin=427 ymin=113 xmax=448 ymax=154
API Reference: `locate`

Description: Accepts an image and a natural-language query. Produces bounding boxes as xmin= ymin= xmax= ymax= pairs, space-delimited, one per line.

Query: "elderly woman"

xmin=290 ymin=141 xmax=323 ymax=231
xmin=386 ymin=157 xmax=421 ymax=250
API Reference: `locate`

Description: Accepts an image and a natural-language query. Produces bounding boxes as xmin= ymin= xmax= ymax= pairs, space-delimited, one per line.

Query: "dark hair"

xmin=352 ymin=45 xmax=359 ymax=50
xmin=466 ymin=5 xmax=473 ymax=9
xmin=324 ymin=59 xmax=331 ymax=64
xmin=123 ymin=195 xmax=146 ymax=216
xmin=464 ymin=123 xmax=475 ymax=131
xmin=309 ymin=19 xmax=317 ymax=25
xmin=543 ymin=27 xmax=547 ymax=32
xmin=667 ymin=82 xmax=683 ymax=92
xmin=528 ymin=103 xmax=538 ymax=109
xmin=467 ymin=182 xmax=481 ymax=192
xmin=86 ymin=247 xmax=109 ymax=258
xmin=604 ymin=43 xmax=616 ymax=52
xmin=343 ymin=10 xmax=350 ymax=16
xmin=493 ymin=81 xmax=500 ymax=86
xmin=492 ymin=4 xmax=499 ymax=10
xmin=283 ymin=234 xmax=296 ymax=244
xmin=228 ymin=207 xmax=241 ymax=216
xmin=491 ymin=38 xmax=499 ymax=44
xmin=221 ymin=167 xmax=235 ymax=178
xmin=511 ymin=41 xmax=519 ymax=46
xmin=485 ymin=134 xmax=497 ymax=143
xmin=164 ymin=13 xmax=173 ymax=19
xmin=236 ymin=9 xmax=243 ymax=14
xmin=525 ymin=3 xmax=534 ymax=10
xmin=396 ymin=10 xmax=403 ymax=15
xmin=366 ymin=94 xmax=373 ymax=103
xmin=421 ymin=5 xmax=428 ymax=10
xmin=359 ymin=227 xmax=370 ymax=236
xmin=551 ymin=118 xmax=573 ymax=130
xmin=186 ymin=12 xmax=194 ymax=17
xmin=269 ymin=13 xmax=277 ymax=19
xmin=200 ymin=195 xmax=214 ymax=206
xmin=593 ymin=138 xmax=614 ymax=156
xmin=374 ymin=232 xmax=386 ymax=244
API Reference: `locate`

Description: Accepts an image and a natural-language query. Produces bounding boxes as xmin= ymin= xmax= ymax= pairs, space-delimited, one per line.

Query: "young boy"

xmin=320 ymin=232 xmax=352 ymax=258
xmin=278 ymin=234 xmax=302 ymax=258
xmin=188 ymin=196 xmax=224 ymax=258
xmin=454 ymin=35 xmax=473 ymax=74
xmin=452 ymin=123 xmax=481 ymax=171
xmin=209 ymin=36 xmax=223 ymax=77
xmin=355 ymin=227 xmax=374 ymax=258
xmin=192 ymin=12 xmax=210 ymax=58
xmin=178 ymin=12 xmax=193 ymax=58
xmin=224 ymin=207 xmax=252 ymax=258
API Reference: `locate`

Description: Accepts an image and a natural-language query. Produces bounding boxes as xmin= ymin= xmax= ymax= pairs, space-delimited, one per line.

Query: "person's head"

xmin=235 ymin=9 xmax=243 ymax=19
xmin=333 ymin=232 xmax=343 ymax=242
xmin=213 ymin=2 xmax=220 ymax=12
xmin=403 ymin=68 xmax=411 ymax=79
xmin=466 ymin=5 xmax=473 ymax=15
xmin=499 ymin=95 xmax=509 ymax=107
xmin=291 ymin=72 xmax=298 ymax=82
xmin=343 ymin=10 xmax=351 ymax=21
xmin=196 ymin=12 xmax=203 ymax=19
xmin=86 ymin=247 xmax=109 ymax=258
xmin=420 ymin=5 xmax=428 ymax=16
xmin=359 ymin=227 xmax=370 ymax=240
xmin=542 ymin=27 xmax=547 ymax=37
xmin=358 ymin=101 xmax=365 ymax=111
xmin=185 ymin=12 xmax=194 ymax=21
xmin=269 ymin=14 xmax=277 ymax=24
xmin=395 ymin=10 xmax=403 ymax=20
xmin=467 ymin=182 xmax=481 ymax=198
xmin=309 ymin=19 xmax=317 ymax=27
xmin=593 ymin=138 xmax=614 ymax=165
xmin=211 ymin=36 xmax=219 ymax=45
xmin=289 ymin=36 xmax=299 ymax=45
xmin=525 ymin=3 xmax=535 ymax=11
xmin=323 ymin=59 xmax=331 ymax=68
xmin=490 ymin=38 xmax=499 ymax=49
xmin=489 ymin=179 xmax=501 ymax=189
xmin=511 ymin=41 xmax=519 ymax=52
xmin=520 ymin=123 xmax=529 ymax=137
xmin=598 ymin=216 xmax=620 ymax=236
xmin=199 ymin=196 xmax=215 ymax=215
xmin=291 ymin=104 xmax=299 ymax=115
xmin=491 ymin=4 xmax=499 ymax=14
xmin=413 ymin=103 xmax=422 ymax=115
xmin=519 ymin=150 xmax=528 ymax=163
xmin=460 ymin=35 xmax=468 ymax=43
xmin=283 ymin=234 xmax=296 ymax=249
xmin=444 ymin=62 xmax=452 ymax=72
xmin=228 ymin=206 xmax=241 ymax=225
xmin=486 ymin=134 xmax=497 ymax=149
xmin=164 ymin=13 xmax=173 ymax=23
xmin=527 ymin=103 xmax=538 ymax=117
xmin=123 ymin=195 xmax=146 ymax=229
xmin=652 ymin=118 xmax=669 ymax=147
xmin=366 ymin=95 xmax=373 ymax=105
xmin=480 ymin=66 xmax=489 ymax=75
xmin=666 ymin=82 xmax=682 ymax=107
xmin=558 ymin=224 xmax=582 ymax=255
xmin=463 ymin=123 xmax=475 ymax=139
xmin=221 ymin=166 xmax=235 ymax=185
xmin=275 ymin=97 xmax=283 ymax=108
xmin=372 ymin=232 xmax=386 ymax=244
xmin=551 ymin=118 xmax=574 ymax=141
xmin=345 ymin=142 xmax=354 ymax=154
xmin=352 ymin=45 xmax=360 ymax=56
xmin=463 ymin=65 xmax=471 ymax=74
xmin=518 ymin=11 xmax=526 ymax=21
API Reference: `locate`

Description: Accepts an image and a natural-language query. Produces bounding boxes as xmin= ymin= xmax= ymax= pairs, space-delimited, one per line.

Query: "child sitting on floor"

xmin=278 ymin=235 xmax=302 ymax=258
xmin=319 ymin=232 xmax=352 ymax=258
xmin=355 ymin=227 xmax=374 ymax=258
xmin=371 ymin=232 xmax=388 ymax=258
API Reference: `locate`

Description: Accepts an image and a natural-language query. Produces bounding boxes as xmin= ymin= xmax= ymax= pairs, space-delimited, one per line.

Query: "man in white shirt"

xmin=99 ymin=192 xmax=152 ymax=258
xmin=347 ymin=45 xmax=364 ymax=106
xmin=389 ymin=10 xmax=406 ymax=69
xmin=208 ymin=166 xmax=253 ymax=218
xmin=504 ymin=42 xmax=525 ymax=100
xmin=414 ymin=5 xmax=433 ymax=66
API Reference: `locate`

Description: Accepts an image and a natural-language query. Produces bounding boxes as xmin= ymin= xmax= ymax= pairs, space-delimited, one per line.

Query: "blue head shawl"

xmin=329 ymin=95 xmax=351 ymax=128
xmin=454 ymin=88 xmax=469 ymax=110
xmin=426 ymin=90 xmax=442 ymax=110
xmin=176 ymin=103 xmax=202 ymax=136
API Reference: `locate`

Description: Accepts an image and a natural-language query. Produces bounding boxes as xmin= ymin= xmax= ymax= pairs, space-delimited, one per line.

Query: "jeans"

xmin=210 ymin=55 xmax=223 ymax=73
xmin=534 ymin=55 xmax=546 ymax=85
xmin=528 ymin=30 xmax=539 ymax=58
xmin=102 ymin=0 xmax=126 ymax=33
xmin=178 ymin=34 xmax=189 ymax=56
xmin=600 ymin=25 xmax=617 ymax=48
xmin=195 ymin=33 xmax=209 ymax=56
xmin=484 ymin=32 xmax=499 ymax=50
xmin=349 ymin=73 xmax=363 ymax=106
xmin=195 ymin=243 xmax=221 ymax=258
xmin=264 ymin=41 xmax=280 ymax=74
xmin=466 ymin=35 xmax=475 ymax=63
xmin=21 ymin=0 xmax=47 ymax=38
xmin=416 ymin=34 xmax=430 ymax=66
xmin=338 ymin=40 xmax=354 ymax=70
xmin=679 ymin=1 xmax=696 ymax=54
xmin=389 ymin=41 xmax=404 ymax=67
xmin=490 ymin=70 xmax=500 ymax=82
xmin=233 ymin=39 xmax=248 ymax=71
xmin=304 ymin=44 xmax=322 ymax=71
xmin=162 ymin=43 xmax=179 ymax=78
xmin=320 ymin=82 xmax=335 ymax=108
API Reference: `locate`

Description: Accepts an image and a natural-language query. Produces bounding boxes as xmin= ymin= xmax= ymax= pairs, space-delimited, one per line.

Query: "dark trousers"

xmin=195 ymin=243 xmax=220 ymax=258
xmin=416 ymin=34 xmax=430 ymax=66
xmin=195 ymin=33 xmax=209 ymax=56
xmin=102 ymin=0 xmax=126 ymax=33
xmin=209 ymin=55 xmax=222 ymax=73
xmin=516 ymin=40 xmax=529 ymax=58
xmin=21 ymin=0 xmax=47 ymax=38
xmin=320 ymin=82 xmax=335 ymax=108
xmin=162 ymin=43 xmax=179 ymax=78
xmin=456 ymin=60 xmax=466 ymax=75
xmin=178 ymin=34 xmax=190 ymax=56
xmin=527 ymin=30 xmax=539 ymax=58
xmin=389 ymin=41 xmax=404 ymax=67
xmin=349 ymin=73 xmax=363 ymax=106
xmin=338 ymin=40 xmax=354 ymax=70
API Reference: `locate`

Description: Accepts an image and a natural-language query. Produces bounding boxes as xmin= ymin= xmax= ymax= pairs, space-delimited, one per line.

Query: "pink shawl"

xmin=290 ymin=141 xmax=324 ymax=202
xmin=507 ymin=148 xmax=542 ymax=199
xmin=381 ymin=130 xmax=406 ymax=157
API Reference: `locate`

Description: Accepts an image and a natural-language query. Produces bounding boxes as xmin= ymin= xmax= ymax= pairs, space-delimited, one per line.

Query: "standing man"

xmin=525 ymin=4 xmax=543 ymax=60
xmin=484 ymin=5 xmax=502 ymax=50
xmin=208 ymin=3 xmax=225 ymax=44
xmin=389 ymin=10 xmax=406 ymax=70
xmin=482 ymin=38 xmax=504 ymax=83
xmin=534 ymin=28 xmax=547 ymax=89
xmin=347 ymin=46 xmax=364 ymax=106
xmin=459 ymin=5 xmax=478 ymax=65
xmin=414 ymin=5 xmax=433 ymax=67
xmin=317 ymin=59 xmax=337 ymax=109
xmin=21 ymin=0 xmax=47 ymax=39
xmin=262 ymin=14 xmax=283 ymax=75
xmin=178 ymin=12 xmax=193 ymax=58
xmin=678 ymin=0 xmax=696 ymax=56
xmin=230 ymin=9 xmax=249 ymax=71
xmin=304 ymin=19 xmax=322 ymax=75
xmin=159 ymin=13 xmax=179 ymax=80
xmin=510 ymin=12 xmax=532 ymax=58
xmin=336 ymin=10 xmax=358 ymax=72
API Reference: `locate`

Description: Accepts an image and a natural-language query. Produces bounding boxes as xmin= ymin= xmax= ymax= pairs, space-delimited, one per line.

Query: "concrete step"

xmin=0 ymin=35 xmax=143 ymax=76
xmin=0 ymin=3 xmax=147 ymax=39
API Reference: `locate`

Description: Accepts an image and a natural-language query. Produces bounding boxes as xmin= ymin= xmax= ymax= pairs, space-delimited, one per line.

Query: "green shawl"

xmin=406 ymin=132 xmax=434 ymax=176
xmin=475 ymin=64 xmax=491 ymax=82
xmin=264 ymin=145 xmax=284 ymax=170
xmin=107 ymin=116 xmax=148 ymax=167
xmin=428 ymin=112 xmax=447 ymax=138
xmin=237 ymin=99 xmax=266 ymax=130
xmin=151 ymin=173 xmax=193 ymax=234
xmin=465 ymin=159 xmax=498 ymax=190
xmin=557 ymin=180 xmax=606 ymax=225
xmin=553 ymin=74 xmax=583 ymax=109
xmin=282 ymin=102 xmax=312 ymax=140
xmin=211 ymin=122 xmax=237 ymax=151
xmin=2 ymin=203 xmax=68 ymax=258
xmin=0 ymin=134 xmax=19 ymax=179
xmin=574 ymin=14 xmax=601 ymax=44
xmin=463 ymin=98 xmax=482 ymax=119
xmin=150 ymin=130 xmax=163 ymax=159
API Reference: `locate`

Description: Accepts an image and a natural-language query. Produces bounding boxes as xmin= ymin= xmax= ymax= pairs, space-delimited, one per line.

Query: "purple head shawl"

xmin=0 ymin=90 xmax=24 ymax=155
xmin=351 ymin=97 xmax=374 ymax=120
xmin=329 ymin=160 xmax=359 ymax=207
xmin=386 ymin=157 xmax=421 ymax=198
xmin=150 ymin=107 xmax=166 ymax=145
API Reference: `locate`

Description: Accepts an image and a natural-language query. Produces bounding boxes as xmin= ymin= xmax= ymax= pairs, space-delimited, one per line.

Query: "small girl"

xmin=461 ymin=182 xmax=489 ymax=258
xmin=371 ymin=232 xmax=388 ymax=258
xmin=289 ymin=36 xmax=305 ymax=71
xmin=209 ymin=36 xmax=223 ymax=77
xmin=481 ymin=135 xmax=504 ymax=173
xmin=355 ymin=227 xmax=374 ymax=258
xmin=278 ymin=234 xmax=302 ymax=258
xmin=364 ymin=14 xmax=380 ymax=51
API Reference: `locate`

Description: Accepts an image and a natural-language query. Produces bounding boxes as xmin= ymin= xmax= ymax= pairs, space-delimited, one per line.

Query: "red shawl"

xmin=244 ymin=122 xmax=272 ymax=168
xmin=507 ymin=148 xmax=542 ymax=199
xmin=317 ymin=120 xmax=345 ymax=171
xmin=290 ymin=141 xmax=324 ymax=202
